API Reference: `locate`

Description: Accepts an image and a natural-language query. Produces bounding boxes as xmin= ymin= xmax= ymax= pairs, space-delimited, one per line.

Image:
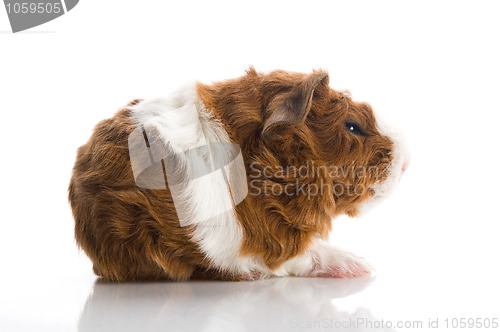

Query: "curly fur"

xmin=68 ymin=68 xmax=406 ymax=281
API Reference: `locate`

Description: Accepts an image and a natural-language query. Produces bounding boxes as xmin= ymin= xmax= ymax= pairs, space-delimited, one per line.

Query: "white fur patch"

xmin=129 ymin=83 xmax=266 ymax=275
xmin=274 ymin=237 xmax=372 ymax=277
xmin=358 ymin=118 xmax=410 ymax=214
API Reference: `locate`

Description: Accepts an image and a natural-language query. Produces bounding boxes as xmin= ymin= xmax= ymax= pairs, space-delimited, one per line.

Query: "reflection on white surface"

xmin=78 ymin=277 xmax=392 ymax=332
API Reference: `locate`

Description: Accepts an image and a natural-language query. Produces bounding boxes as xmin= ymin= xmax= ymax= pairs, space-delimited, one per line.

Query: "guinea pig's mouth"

xmin=346 ymin=209 xmax=359 ymax=217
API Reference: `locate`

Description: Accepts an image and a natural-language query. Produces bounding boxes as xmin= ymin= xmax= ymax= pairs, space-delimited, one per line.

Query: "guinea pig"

xmin=68 ymin=68 xmax=408 ymax=281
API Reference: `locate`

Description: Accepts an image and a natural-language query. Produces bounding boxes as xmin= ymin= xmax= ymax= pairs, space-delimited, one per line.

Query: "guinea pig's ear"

xmin=262 ymin=70 xmax=329 ymax=137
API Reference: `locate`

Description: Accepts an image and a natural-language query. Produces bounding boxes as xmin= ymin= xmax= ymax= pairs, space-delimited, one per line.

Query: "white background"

xmin=1 ymin=1 xmax=499 ymax=331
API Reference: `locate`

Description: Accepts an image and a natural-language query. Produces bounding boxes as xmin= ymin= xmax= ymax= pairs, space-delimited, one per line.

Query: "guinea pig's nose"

xmin=402 ymin=162 xmax=409 ymax=173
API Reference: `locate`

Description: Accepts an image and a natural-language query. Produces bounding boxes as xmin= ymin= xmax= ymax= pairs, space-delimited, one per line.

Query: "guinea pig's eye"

xmin=344 ymin=121 xmax=365 ymax=136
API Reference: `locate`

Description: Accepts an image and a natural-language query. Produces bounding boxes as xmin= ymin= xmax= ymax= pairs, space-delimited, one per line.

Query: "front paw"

xmin=309 ymin=249 xmax=373 ymax=278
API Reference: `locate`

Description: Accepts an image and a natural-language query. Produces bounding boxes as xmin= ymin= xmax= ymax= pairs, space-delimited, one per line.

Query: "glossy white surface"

xmin=79 ymin=277 xmax=374 ymax=332
xmin=2 ymin=247 xmax=499 ymax=332
xmin=1 ymin=1 xmax=500 ymax=331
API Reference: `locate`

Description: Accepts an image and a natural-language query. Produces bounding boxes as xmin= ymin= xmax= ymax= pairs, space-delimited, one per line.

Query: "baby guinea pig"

xmin=68 ymin=68 xmax=408 ymax=281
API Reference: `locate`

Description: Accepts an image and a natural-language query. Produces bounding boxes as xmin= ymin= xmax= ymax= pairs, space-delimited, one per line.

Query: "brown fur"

xmin=68 ymin=68 xmax=393 ymax=281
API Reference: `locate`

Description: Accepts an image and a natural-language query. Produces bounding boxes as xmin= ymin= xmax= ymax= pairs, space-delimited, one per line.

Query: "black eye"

xmin=344 ymin=121 xmax=365 ymax=136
